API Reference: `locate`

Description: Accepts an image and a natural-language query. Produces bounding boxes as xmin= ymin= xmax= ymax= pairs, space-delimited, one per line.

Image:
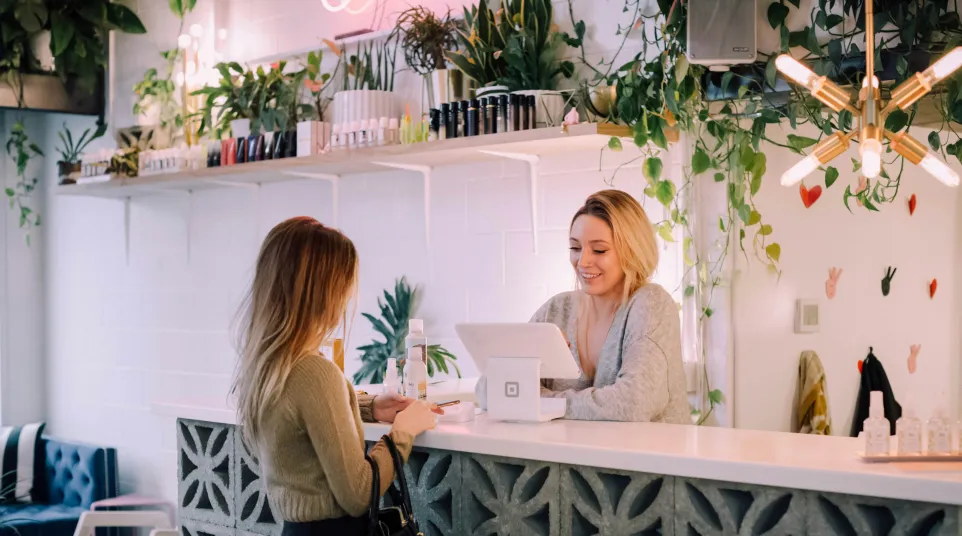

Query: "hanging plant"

xmin=4 ymin=120 xmax=43 ymax=245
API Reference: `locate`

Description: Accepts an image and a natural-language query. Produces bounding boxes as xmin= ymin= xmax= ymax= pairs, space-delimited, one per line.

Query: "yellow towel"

xmin=796 ymin=350 xmax=832 ymax=435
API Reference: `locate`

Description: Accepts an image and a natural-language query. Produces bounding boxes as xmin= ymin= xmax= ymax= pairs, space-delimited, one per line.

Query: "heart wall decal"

xmin=800 ymin=183 xmax=822 ymax=208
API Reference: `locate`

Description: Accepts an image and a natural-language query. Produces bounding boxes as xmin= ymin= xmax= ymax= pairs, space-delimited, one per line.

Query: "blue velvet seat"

xmin=0 ymin=437 xmax=118 ymax=536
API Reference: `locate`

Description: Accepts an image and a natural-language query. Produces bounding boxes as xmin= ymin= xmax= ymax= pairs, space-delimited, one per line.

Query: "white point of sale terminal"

xmin=455 ymin=323 xmax=581 ymax=422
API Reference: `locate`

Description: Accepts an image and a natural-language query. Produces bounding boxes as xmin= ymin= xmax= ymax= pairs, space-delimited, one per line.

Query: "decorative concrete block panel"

xmin=391 ymin=448 xmax=462 ymax=536
xmin=561 ymin=465 xmax=674 ymax=536
xmin=235 ymin=436 xmax=281 ymax=535
xmin=675 ymin=477 xmax=807 ymax=535
xmin=808 ymin=491 xmax=959 ymax=536
xmin=180 ymin=518 xmax=235 ymax=536
xmin=461 ymin=452 xmax=561 ymax=536
xmin=178 ymin=419 xmax=236 ymax=527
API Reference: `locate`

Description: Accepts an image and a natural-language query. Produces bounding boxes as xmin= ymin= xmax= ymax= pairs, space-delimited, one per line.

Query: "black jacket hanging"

xmin=850 ymin=348 xmax=902 ymax=437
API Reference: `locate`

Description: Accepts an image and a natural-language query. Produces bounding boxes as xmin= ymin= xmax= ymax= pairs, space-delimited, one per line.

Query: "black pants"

xmin=282 ymin=516 xmax=366 ymax=535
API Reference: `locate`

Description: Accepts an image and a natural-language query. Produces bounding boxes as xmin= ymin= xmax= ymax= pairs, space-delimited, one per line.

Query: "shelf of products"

xmin=55 ymin=122 xmax=631 ymax=199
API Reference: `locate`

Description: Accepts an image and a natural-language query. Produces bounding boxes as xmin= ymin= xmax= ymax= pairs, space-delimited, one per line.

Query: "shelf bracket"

xmin=204 ymin=179 xmax=261 ymax=190
xmin=478 ymin=150 xmax=542 ymax=254
xmin=371 ymin=162 xmax=433 ymax=249
xmin=282 ymin=171 xmax=341 ymax=227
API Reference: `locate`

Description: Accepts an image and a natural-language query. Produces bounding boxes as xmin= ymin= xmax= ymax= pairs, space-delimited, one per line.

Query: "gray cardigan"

xmin=476 ymin=284 xmax=692 ymax=423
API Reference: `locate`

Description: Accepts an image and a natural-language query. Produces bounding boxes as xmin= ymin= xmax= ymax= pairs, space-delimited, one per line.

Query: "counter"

xmin=160 ymin=394 xmax=962 ymax=535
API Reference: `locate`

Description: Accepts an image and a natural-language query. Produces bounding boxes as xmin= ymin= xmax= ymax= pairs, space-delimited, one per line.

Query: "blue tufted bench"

xmin=0 ymin=437 xmax=118 ymax=536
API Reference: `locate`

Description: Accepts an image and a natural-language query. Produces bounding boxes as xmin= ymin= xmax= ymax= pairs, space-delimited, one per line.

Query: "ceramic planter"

xmin=230 ymin=118 xmax=251 ymax=138
xmin=513 ymin=90 xmax=566 ymax=128
xmin=332 ymin=90 xmax=396 ymax=126
xmin=475 ymin=85 xmax=510 ymax=99
xmin=30 ymin=31 xmax=55 ymax=72
xmin=425 ymin=70 xmax=472 ymax=110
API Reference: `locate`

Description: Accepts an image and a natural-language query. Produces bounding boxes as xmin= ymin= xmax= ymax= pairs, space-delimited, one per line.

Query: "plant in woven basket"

xmin=353 ymin=277 xmax=460 ymax=385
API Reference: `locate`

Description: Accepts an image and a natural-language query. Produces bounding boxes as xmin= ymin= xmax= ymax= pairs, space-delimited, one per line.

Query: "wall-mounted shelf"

xmin=57 ymin=122 xmax=633 ymax=253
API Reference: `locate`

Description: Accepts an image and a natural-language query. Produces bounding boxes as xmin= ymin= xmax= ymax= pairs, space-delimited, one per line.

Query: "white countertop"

xmin=153 ymin=382 xmax=962 ymax=506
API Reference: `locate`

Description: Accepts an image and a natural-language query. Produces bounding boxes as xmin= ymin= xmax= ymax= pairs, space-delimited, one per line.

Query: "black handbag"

xmin=365 ymin=435 xmax=421 ymax=536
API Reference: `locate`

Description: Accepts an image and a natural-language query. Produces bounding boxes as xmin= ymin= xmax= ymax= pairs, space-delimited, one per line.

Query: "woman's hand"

xmin=392 ymin=400 xmax=441 ymax=436
xmin=374 ymin=392 xmax=444 ymax=423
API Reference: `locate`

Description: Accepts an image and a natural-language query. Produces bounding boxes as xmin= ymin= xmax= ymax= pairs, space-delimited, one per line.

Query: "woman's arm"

xmin=543 ymin=291 xmax=678 ymax=421
xmin=285 ymin=358 xmax=413 ymax=517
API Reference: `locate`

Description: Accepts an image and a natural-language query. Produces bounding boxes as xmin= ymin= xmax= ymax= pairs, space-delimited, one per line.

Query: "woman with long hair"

xmin=232 ymin=217 xmax=440 ymax=535
xmin=478 ymin=189 xmax=690 ymax=423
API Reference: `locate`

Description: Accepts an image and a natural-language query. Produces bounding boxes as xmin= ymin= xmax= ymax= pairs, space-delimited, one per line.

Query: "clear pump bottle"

xmin=864 ymin=391 xmax=891 ymax=456
xmin=928 ymin=405 xmax=953 ymax=455
xmin=403 ymin=346 xmax=427 ymax=401
xmin=897 ymin=405 xmax=922 ymax=455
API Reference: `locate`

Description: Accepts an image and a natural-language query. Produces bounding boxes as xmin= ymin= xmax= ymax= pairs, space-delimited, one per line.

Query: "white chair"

xmin=72 ymin=510 xmax=173 ymax=536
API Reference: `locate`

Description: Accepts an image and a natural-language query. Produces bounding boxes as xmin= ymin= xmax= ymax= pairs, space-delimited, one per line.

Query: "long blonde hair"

xmin=570 ymin=190 xmax=659 ymax=303
xmin=232 ymin=217 xmax=358 ymax=447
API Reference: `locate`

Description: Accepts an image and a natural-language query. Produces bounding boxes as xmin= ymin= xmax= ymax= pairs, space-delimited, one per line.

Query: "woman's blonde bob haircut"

xmin=232 ymin=216 xmax=358 ymax=447
xmin=570 ymin=189 xmax=659 ymax=303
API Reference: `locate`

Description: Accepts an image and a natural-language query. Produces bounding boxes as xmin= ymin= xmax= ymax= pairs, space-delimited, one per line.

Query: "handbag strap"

xmin=365 ymin=454 xmax=380 ymax=535
xmin=381 ymin=434 xmax=415 ymax=518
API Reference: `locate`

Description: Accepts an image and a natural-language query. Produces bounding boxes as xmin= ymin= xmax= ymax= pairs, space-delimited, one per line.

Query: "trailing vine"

xmin=566 ymin=0 xmax=962 ymax=424
xmin=5 ymin=120 xmax=43 ymax=245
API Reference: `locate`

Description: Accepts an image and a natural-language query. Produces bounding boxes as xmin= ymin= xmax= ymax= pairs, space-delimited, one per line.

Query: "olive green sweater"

xmin=253 ymin=354 xmax=413 ymax=521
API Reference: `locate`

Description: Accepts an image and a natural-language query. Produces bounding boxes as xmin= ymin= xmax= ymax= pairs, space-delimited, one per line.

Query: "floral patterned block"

xmin=561 ymin=465 xmax=674 ymax=536
xmin=178 ymin=419 xmax=235 ymax=528
xmin=674 ymin=477 xmax=807 ymax=535
xmin=461 ymin=452 xmax=561 ymax=536
xmin=235 ymin=436 xmax=281 ymax=535
xmin=808 ymin=491 xmax=959 ymax=536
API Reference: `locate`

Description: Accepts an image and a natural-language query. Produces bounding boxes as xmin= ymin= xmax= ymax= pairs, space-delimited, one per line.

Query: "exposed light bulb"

xmin=775 ymin=55 xmax=816 ymax=88
xmin=177 ymin=34 xmax=192 ymax=49
xmin=781 ymin=155 xmax=819 ymax=186
xmin=189 ymin=24 xmax=204 ymax=38
xmin=862 ymin=75 xmax=879 ymax=88
xmin=860 ymin=139 xmax=882 ymax=179
xmin=920 ymin=153 xmax=960 ymax=187
xmin=925 ymin=47 xmax=962 ymax=82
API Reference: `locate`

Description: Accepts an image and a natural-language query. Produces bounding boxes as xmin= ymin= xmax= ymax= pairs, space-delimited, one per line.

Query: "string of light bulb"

xmin=776 ymin=0 xmax=962 ymax=188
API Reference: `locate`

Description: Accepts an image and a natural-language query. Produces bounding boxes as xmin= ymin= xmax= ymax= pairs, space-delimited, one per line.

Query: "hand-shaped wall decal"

xmin=825 ymin=267 xmax=842 ymax=299
xmin=881 ymin=267 xmax=896 ymax=296
xmin=908 ymin=344 xmax=921 ymax=374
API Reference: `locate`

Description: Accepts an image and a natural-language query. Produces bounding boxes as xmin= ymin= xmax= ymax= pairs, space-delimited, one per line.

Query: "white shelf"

xmin=55 ymin=123 xmax=631 ymax=199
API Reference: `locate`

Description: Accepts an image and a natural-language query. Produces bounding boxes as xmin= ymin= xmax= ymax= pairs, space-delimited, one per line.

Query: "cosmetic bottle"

xmin=467 ymin=99 xmax=479 ymax=137
xmin=404 ymin=347 xmax=427 ymax=401
xmin=375 ymin=117 xmax=386 ymax=146
xmin=510 ymin=94 xmax=520 ymax=132
xmin=526 ymin=95 xmax=537 ymax=129
xmin=480 ymin=97 xmax=490 ymax=135
xmin=384 ymin=358 xmax=401 ymax=395
xmin=863 ymin=391 xmax=891 ymax=456
xmin=272 ymin=131 xmax=286 ymax=160
xmin=247 ymin=134 xmax=261 ymax=162
xmin=221 ymin=139 xmax=231 ymax=166
xmin=368 ymin=118 xmax=379 ymax=147
xmin=454 ymin=101 xmax=464 ymax=138
xmin=235 ymin=136 xmax=248 ymax=164
xmin=388 ymin=117 xmax=400 ymax=145
xmin=404 ymin=319 xmax=429 ymax=399
xmin=520 ymin=96 xmax=530 ymax=130
xmin=285 ymin=130 xmax=297 ymax=158
xmin=488 ymin=97 xmax=499 ymax=134
xmin=460 ymin=100 xmax=470 ymax=137
xmin=498 ymin=95 xmax=509 ymax=133
xmin=897 ymin=404 xmax=922 ymax=455
xmin=440 ymin=103 xmax=451 ymax=140
xmin=429 ymin=109 xmax=440 ymax=141
xmin=928 ymin=400 xmax=953 ymax=454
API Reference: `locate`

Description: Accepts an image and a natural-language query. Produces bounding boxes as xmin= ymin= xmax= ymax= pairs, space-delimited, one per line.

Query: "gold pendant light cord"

xmin=865 ymin=0 xmax=874 ymax=82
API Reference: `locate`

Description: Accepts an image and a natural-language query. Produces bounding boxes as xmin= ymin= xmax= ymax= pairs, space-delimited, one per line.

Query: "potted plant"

xmin=496 ymin=0 xmax=577 ymax=127
xmin=55 ymin=122 xmax=107 ymax=185
xmin=446 ymin=0 xmax=509 ymax=99
xmin=294 ymin=49 xmax=338 ymax=156
xmin=133 ymin=49 xmax=182 ymax=148
xmin=332 ymin=37 xmax=399 ymax=126
xmin=392 ymin=6 xmax=466 ymax=110
xmin=192 ymin=62 xmax=260 ymax=140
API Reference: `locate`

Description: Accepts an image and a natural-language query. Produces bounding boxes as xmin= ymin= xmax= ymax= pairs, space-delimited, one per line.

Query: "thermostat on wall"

xmin=795 ymin=299 xmax=819 ymax=334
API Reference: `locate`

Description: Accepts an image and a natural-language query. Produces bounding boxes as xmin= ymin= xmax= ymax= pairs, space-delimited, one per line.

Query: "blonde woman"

xmin=477 ymin=190 xmax=690 ymax=423
xmin=232 ymin=217 xmax=440 ymax=535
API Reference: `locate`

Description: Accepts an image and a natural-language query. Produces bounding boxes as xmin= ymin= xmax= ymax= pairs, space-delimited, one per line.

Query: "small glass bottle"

xmin=480 ymin=97 xmax=490 ymax=135
xmin=897 ymin=405 xmax=922 ymax=455
xmin=451 ymin=101 xmax=462 ymax=139
xmin=429 ymin=109 xmax=440 ymax=141
xmin=864 ymin=391 xmax=891 ymax=456
xmin=467 ymin=99 xmax=480 ymax=137
xmin=488 ymin=97 xmax=499 ymax=134
xmin=460 ymin=100 xmax=470 ymax=137
xmin=927 ymin=406 xmax=953 ymax=454
xmin=510 ymin=94 xmax=521 ymax=132
xmin=527 ymin=94 xmax=537 ymax=129
xmin=440 ymin=103 xmax=451 ymax=140
xmin=498 ymin=94 xmax=509 ymax=133
xmin=520 ymin=96 xmax=530 ymax=130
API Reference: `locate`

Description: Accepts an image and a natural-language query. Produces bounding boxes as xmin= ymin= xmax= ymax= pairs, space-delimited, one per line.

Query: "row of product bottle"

xmin=206 ymin=130 xmax=299 ymax=167
xmin=863 ymin=391 xmax=960 ymax=455
xmin=328 ymin=117 xmax=402 ymax=151
xmin=383 ymin=319 xmax=428 ymax=401
xmin=431 ymin=94 xmax=537 ymax=140
xmin=140 ymin=146 xmax=207 ymax=176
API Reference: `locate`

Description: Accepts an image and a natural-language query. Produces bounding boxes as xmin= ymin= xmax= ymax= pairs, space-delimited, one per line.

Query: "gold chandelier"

xmin=776 ymin=0 xmax=962 ymax=188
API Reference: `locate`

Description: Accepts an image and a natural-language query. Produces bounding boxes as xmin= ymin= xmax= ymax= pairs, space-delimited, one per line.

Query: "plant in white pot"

xmin=392 ymin=6 xmax=467 ymax=111
xmin=446 ymin=0 xmax=509 ymax=99
xmin=332 ymin=38 xmax=399 ymax=126
xmin=55 ymin=122 xmax=107 ymax=185
xmin=294 ymin=48 xmax=338 ymax=156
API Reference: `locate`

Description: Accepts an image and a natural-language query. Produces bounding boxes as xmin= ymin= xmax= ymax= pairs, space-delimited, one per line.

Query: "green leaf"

xmin=738 ymin=204 xmax=751 ymax=224
xmin=765 ymin=57 xmax=778 ymax=89
xmin=15 ymin=1 xmax=47 ymax=33
xmin=657 ymin=222 xmax=675 ymax=242
xmin=106 ymin=3 xmax=147 ymax=33
xmin=674 ymin=54 xmax=689 ymax=82
xmin=721 ymin=71 xmax=734 ymax=92
xmin=750 ymin=153 xmax=767 ymax=194
xmin=684 ymin=285 xmax=695 ymax=298
xmin=655 ymin=180 xmax=676 ymax=207
xmin=719 ymin=217 xmax=726 ymax=232
xmin=714 ymin=172 xmax=725 ymax=183
xmin=4 ymin=188 xmax=13 ymax=197
xmin=768 ymin=2 xmax=790 ymax=29
xmin=737 ymin=85 xmax=749 ymax=98
xmin=828 ymin=38 xmax=842 ymax=67
xmin=929 ymin=131 xmax=942 ymax=151
xmin=633 ymin=122 xmax=648 ymax=147
xmin=851 ymin=157 xmax=862 ymax=172
xmin=643 ymin=157 xmax=663 ymax=184
xmin=691 ymin=148 xmax=711 ymax=174
xmin=759 ymin=224 xmax=773 ymax=236
xmin=703 ymin=307 xmax=714 ymax=318
xmin=765 ymin=242 xmax=782 ymax=262
xmin=608 ymin=137 xmax=623 ymax=151
xmin=786 ymin=0 xmax=800 ymax=7
xmin=787 ymin=134 xmax=818 ymax=152
xmin=748 ymin=210 xmax=762 ymax=225
xmin=884 ymin=109 xmax=909 ymax=132
xmin=50 ymin=12 xmax=75 ymax=56
xmin=708 ymin=389 xmax=725 ymax=405
xmin=825 ymin=166 xmax=839 ymax=188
